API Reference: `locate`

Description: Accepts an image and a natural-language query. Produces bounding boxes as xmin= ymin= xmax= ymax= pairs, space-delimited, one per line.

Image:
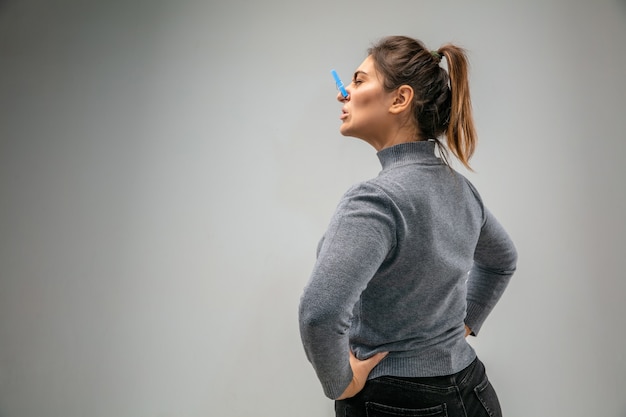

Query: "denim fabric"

xmin=335 ymin=357 xmax=501 ymax=417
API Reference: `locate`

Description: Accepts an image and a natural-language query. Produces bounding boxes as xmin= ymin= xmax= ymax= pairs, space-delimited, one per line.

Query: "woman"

xmin=298 ymin=35 xmax=517 ymax=417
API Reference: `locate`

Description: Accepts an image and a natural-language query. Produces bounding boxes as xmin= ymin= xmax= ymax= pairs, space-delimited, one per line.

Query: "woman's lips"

xmin=340 ymin=109 xmax=348 ymax=121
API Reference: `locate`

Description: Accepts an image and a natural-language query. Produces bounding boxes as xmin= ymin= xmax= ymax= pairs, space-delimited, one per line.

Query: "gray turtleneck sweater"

xmin=298 ymin=141 xmax=517 ymax=400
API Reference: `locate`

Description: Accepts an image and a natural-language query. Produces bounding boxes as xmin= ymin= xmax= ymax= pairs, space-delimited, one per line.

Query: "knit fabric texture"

xmin=299 ymin=141 xmax=517 ymax=399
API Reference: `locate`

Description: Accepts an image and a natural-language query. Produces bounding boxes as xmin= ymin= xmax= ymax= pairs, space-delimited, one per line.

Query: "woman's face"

xmin=337 ymin=55 xmax=396 ymax=147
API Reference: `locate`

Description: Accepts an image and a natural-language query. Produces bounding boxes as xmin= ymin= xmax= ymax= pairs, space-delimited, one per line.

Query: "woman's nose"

xmin=337 ymin=88 xmax=349 ymax=102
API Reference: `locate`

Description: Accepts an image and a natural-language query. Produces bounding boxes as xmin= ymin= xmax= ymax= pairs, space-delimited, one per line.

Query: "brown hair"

xmin=368 ymin=36 xmax=477 ymax=170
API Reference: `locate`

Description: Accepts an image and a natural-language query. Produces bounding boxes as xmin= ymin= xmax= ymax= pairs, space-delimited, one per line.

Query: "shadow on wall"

xmin=0 ymin=0 xmax=13 ymax=18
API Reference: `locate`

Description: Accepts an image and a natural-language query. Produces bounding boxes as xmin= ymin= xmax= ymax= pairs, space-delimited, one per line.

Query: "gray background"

xmin=1 ymin=0 xmax=625 ymax=416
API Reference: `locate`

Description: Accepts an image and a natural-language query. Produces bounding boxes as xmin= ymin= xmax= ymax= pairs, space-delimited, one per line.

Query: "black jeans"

xmin=335 ymin=357 xmax=501 ymax=417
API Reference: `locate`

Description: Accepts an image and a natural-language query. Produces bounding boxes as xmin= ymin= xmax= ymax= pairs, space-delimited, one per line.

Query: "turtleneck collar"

xmin=376 ymin=141 xmax=443 ymax=170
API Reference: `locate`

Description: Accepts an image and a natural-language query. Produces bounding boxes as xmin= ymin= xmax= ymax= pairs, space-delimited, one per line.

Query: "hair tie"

xmin=430 ymin=50 xmax=442 ymax=60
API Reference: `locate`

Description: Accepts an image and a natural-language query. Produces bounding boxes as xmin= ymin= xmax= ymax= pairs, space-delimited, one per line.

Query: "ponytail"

xmin=368 ymin=36 xmax=478 ymax=170
xmin=438 ymin=45 xmax=477 ymax=171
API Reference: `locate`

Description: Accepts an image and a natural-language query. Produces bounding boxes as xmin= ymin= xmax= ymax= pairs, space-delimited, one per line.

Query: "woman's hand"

xmin=464 ymin=325 xmax=472 ymax=337
xmin=336 ymin=350 xmax=388 ymax=400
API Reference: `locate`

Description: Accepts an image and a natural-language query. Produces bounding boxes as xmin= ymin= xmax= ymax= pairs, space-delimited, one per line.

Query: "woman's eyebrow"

xmin=353 ymin=70 xmax=367 ymax=80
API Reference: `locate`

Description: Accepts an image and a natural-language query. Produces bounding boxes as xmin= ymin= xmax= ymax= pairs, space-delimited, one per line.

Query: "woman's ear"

xmin=389 ymin=85 xmax=414 ymax=114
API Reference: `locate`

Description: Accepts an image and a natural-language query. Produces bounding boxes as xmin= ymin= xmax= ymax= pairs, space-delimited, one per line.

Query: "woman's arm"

xmin=465 ymin=208 xmax=518 ymax=335
xmin=298 ymin=182 xmax=395 ymax=399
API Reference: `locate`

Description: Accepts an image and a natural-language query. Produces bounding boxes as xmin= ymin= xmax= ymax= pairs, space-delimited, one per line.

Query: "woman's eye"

xmin=353 ymin=79 xmax=363 ymax=86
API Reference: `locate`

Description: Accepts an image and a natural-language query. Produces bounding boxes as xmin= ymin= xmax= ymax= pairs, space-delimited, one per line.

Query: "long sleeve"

xmin=298 ymin=182 xmax=395 ymax=399
xmin=465 ymin=208 xmax=518 ymax=335
xmin=299 ymin=141 xmax=519 ymax=398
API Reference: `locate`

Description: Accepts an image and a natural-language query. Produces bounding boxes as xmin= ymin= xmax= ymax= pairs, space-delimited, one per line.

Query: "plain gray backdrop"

xmin=1 ymin=0 xmax=625 ymax=416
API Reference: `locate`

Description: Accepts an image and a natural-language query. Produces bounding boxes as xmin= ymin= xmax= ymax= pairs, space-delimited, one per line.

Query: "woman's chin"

xmin=339 ymin=124 xmax=353 ymax=137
